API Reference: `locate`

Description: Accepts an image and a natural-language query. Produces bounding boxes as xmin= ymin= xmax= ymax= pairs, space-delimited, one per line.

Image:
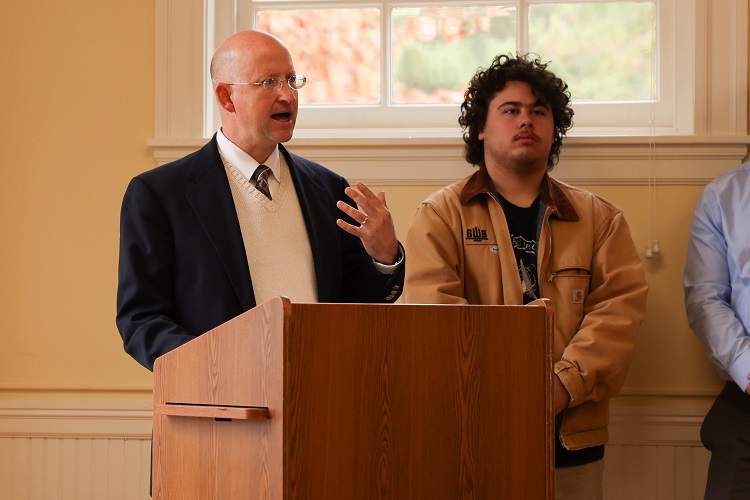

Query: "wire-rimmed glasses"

xmin=225 ymin=74 xmax=307 ymax=91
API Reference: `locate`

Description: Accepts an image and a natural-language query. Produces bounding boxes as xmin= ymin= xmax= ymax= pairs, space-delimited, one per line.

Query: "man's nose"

xmin=519 ymin=110 xmax=534 ymax=128
xmin=277 ymin=83 xmax=297 ymax=102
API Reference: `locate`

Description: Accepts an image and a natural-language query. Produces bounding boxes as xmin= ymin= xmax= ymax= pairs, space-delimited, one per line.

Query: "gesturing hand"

xmin=336 ymin=181 xmax=399 ymax=265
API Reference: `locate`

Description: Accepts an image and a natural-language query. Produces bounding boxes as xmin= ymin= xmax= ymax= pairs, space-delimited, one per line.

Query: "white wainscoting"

xmin=605 ymin=402 xmax=712 ymax=499
xmin=0 ymin=401 xmax=152 ymax=500
xmin=0 ymin=399 xmax=711 ymax=500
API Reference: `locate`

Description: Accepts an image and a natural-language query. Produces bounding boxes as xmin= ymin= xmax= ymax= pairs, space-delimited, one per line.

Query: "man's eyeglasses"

xmin=225 ymin=74 xmax=307 ymax=92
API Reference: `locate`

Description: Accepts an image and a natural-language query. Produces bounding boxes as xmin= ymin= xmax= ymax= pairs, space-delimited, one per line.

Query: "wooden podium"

xmin=152 ymin=297 xmax=554 ymax=499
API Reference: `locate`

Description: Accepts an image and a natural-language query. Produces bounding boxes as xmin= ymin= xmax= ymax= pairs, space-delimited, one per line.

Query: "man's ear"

xmin=215 ymin=83 xmax=236 ymax=113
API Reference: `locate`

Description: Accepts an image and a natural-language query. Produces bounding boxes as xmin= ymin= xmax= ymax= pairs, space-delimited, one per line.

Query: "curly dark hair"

xmin=459 ymin=53 xmax=574 ymax=170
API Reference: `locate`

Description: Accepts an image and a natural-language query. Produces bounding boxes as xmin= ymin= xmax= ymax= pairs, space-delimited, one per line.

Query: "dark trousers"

xmin=702 ymin=381 xmax=750 ymax=499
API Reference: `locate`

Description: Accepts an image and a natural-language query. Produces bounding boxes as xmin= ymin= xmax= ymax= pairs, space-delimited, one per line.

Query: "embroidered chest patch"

xmin=465 ymin=227 xmax=489 ymax=242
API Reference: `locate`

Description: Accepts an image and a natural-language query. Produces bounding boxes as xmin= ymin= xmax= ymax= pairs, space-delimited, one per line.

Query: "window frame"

xmin=150 ymin=0 xmax=749 ymax=185
xmin=219 ymin=0 xmax=687 ymax=138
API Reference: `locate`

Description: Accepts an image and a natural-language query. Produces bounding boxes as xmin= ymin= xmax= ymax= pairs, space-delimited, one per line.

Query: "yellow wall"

xmin=0 ymin=2 xmax=743 ymax=402
xmin=0 ymin=1 xmax=156 ymax=398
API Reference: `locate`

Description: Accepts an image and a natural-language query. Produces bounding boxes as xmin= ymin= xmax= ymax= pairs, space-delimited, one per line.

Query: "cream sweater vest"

xmin=224 ymin=157 xmax=318 ymax=305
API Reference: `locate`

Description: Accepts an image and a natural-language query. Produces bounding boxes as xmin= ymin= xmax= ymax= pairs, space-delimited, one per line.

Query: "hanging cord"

xmin=646 ymin=5 xmax=660 ymax=259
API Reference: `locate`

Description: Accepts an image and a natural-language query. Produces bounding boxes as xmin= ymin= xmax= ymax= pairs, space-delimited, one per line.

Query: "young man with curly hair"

xmin=403 ymin=54 xmax=648 ymax=499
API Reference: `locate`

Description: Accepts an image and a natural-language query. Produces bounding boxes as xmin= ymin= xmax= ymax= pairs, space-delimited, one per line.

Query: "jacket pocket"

xmin=547 ymin=267 xmax=590 ymax=300
xmin=545 ymin=267 xmax=590 ymax=351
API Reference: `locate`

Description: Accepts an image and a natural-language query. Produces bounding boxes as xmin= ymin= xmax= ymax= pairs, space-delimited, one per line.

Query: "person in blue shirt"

xmin=684 ymin=162 xmax=750 ymax=499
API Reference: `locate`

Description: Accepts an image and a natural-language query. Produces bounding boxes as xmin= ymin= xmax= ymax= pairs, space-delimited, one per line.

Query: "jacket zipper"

xmin=538 ymin=207 xmax=553 ymax=297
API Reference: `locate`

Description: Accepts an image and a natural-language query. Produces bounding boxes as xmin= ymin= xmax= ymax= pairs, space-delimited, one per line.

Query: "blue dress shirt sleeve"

xmin=684 ymin=174 xmax=750 ymax=391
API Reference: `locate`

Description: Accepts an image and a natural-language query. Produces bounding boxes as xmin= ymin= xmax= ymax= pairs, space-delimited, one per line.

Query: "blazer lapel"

xmin=184 ymin=137 xmax=255 ymax=310
xmin=281 ymin=145 xmax=339 ymax=302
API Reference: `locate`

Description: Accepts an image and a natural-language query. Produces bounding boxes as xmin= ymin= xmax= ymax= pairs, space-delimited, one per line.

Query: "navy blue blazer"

xmin=116 ymin=136 xmax=404 ymax=370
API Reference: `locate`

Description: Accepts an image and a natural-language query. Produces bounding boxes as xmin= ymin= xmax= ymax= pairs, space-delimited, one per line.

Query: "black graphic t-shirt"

xmin=498 ymin=191 xmax=605 ymax=468
xmin=498 ymin=194 xmax=541 ymax=305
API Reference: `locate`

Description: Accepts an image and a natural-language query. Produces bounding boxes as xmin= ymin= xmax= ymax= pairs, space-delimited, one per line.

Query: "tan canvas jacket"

xmin=403 ymin=168 xmax=648 ymax=450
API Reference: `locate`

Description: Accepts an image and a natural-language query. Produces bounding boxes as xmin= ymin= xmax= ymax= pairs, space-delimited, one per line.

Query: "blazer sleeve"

xmin=116 ymin=176 xmax=198 ymax=370
xmin=288 ymin=151 xmax=404 ymax=304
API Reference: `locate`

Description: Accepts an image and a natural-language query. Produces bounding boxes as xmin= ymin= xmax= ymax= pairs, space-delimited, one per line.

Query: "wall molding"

xmin=148 ymin=135 xmax=750 ymax=185
xmin=0 ymin=383 xmax=152 ymax=402
xmin=608 ymin=403 xmax=708 ymax=447
xmin=0 ymin=401 xmax=152 ymax=439
xmin=0 ymin=398 xmax=708 ymax=445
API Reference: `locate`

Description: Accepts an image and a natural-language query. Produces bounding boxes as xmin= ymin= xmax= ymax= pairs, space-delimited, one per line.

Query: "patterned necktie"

xmin=252 ymin=164 xmax=272 ymax=200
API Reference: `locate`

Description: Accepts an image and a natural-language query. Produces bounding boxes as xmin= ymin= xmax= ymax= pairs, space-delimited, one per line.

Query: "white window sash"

xmin=151 ymin=0 xmax=749 ymax=184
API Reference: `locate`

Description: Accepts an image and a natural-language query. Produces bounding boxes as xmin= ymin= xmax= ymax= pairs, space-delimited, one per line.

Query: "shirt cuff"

xmin=373 ymin=242 xmax=405 ymax=274
xmin=729 ymin=348 xmax=750 ymax=393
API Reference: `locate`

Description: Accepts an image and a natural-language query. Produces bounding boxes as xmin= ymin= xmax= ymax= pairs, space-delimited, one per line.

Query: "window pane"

xmin=391 ymin=6 xmax=516 ymax=104
xmin=528 ymin=2 xmax=655 ymax=101
xmin=257 ymin=8 xmax=381 ymax=104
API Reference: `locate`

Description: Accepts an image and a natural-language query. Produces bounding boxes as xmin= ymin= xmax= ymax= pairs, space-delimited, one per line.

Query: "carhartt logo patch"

xmin=572 ymin=289 xmax=585 ymax=304
xmin=466 ymin=227 xmax=488 ymax=242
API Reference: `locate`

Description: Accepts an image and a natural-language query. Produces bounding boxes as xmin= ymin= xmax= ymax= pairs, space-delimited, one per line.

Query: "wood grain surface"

xmin=152 ymin=298 xmax=553 ymax=499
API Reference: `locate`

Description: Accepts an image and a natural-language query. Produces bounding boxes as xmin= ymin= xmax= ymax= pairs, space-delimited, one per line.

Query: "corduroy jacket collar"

xmin=460 ymin=166 xmax=579 ymax=222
